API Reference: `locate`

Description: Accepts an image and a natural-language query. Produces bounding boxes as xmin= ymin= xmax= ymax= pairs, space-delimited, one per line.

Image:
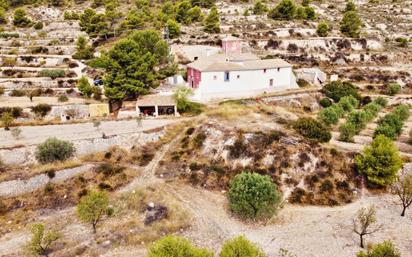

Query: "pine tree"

xmin=203 ymin=6 xmax=220 ymax=33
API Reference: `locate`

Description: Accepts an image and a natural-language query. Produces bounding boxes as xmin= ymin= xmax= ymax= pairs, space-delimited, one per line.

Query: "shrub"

xmin=318 ymin=107 xmax=340 ymax=125
xmin=203 ymin=6 xmax=220 ymax=33
xmin=339 ymin=122 xmax=357 ymax=142
xmin=317 ymin=21 xmax=329 ymax=37
xmin=374 ymin=105 xmax=409 ymax=140
xmin=338 ymin=95 xmax=359 ymax=112
xmin=228 ymin=172 xmax=281 ymax=219
xmin=77 ymin=191 xmax=109 ymax=233
xmin=77 ymin=76 xmax=93 ymax=97
xmin=340 ymin=10 xmax=362 ymax=38
xmin=356 ymin=240 xmax=401 ymax=257
xmin=293 ymin=117 xmax=332 ymax=142
xmin=13 ymin=8 xmax=31 ymax=27
xmin=25 ymin=223 xmax=59 ymax=256
xmin=35 ymin=138 xmax=76 ymax=163
xmin=374 ymin=96 xmax=388 ymax=107
xmin=395 ymin=37 xmax=408 ymax=48
xmin=1 ymin=112 xmax=13 ymax=130
xmin=31 ymin=104 xmax=51 ymax=118
xmin=319 ymin=98 xmax=332 ymax=108
xmin=57 ymin=95 xmax=69 ymax=102
xmin=356 ymin=135 xmax=402 ymax=187
xmin=321 ymin=80 xmax=360 ymax=102
xmin=33 ymin=21 xmax=43 ymax=30
xmin=10 ymin=89 xmax=26 ymax=96
xmin=220 ymin=236 xmax=266 ymax=257
xmin=268 ymin=0 xmax=297 ymax=20
xmin=174 ymin=86 xmax=204 ymax=114
xmin=38 ymin=69 xmax=66 ymax=79
xmin=0 ymin=107 xmax=22 ymax=118
xmin=147 ymin=236 xmax=213 ymax=257
xmin=253 ymin=0 xmax=268 ymax=15
xmin=385 ymin=83 xmax=401 ymax=96
xmin=166 ymin=19 xmax=180 ymax=39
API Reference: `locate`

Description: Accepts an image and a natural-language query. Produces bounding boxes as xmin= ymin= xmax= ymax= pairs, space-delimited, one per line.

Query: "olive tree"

xmin=352 ymin=206 xmax=382 ymax=248
xmin=76 ymin=191 xmax=109 ymax=233
xmin=228 ymin=172 xmax=281 ymax=219
xmin=392 ymin=173 xmax=412 ymax=217
xmin=25 ymin=223 xmax=59 ymax=256
xmin=35 ymin=138 xmax=76 ymax=163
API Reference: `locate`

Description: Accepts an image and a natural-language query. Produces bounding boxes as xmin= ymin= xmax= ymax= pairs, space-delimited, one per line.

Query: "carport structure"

xmin=136 ymin=95 xmax=178 ymax=117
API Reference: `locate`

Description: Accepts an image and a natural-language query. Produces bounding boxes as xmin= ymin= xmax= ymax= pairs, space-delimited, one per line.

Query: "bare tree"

xmin=353 ymin=206 xmax=382 ymax=248
xmin=393 ymin=173 xmax=412 ymax=217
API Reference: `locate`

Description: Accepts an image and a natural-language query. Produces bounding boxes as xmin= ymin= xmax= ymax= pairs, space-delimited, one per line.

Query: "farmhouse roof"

xmin=136 ymin=95 xmax=176 ymax=107
xmin=187 ymin=53 xmax=292 ymax=72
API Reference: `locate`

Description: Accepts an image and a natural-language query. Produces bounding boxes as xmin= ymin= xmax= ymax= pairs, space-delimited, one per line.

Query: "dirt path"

xmin=169 ymin=184 xmax=412 ymax=257
xmin=0 ymin=119 xmax=178 ymax=148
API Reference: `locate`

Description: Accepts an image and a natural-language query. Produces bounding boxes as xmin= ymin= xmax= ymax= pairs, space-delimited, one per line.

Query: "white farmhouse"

xmin=187 ymin=36 xmax=298 ymax=101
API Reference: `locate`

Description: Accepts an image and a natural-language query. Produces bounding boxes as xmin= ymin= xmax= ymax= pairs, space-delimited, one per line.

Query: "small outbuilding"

xmin=136 ymin=95 xmax=177 ymax=117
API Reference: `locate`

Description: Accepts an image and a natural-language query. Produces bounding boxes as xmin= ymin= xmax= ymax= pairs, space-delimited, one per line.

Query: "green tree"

xmin=340 ymin=10 xmax=362 ymax=38
xmin=35 ymin=138 xmax=76 ymax=163
xmin=220 ymin=235 xmax=266 ymax=257
xmin=386 ymin=83 xmax=401 ymax=96
xmin=147 ymin=235 xmax=213 ymax=257
xmin=1 ymin=112 xmax=13 ymax=130
xmin=268 ymin=0 xmax=297 ymax=20
xmin=31 ymin=104 xmax=51 ymax=118
xmin=344 ymin=0 xmax=356 ymax=12
xmin=103 ymin=30 xmax=169 ymax=100
xmin=79 ymin=8 xmax=109 ymax=38
xmin=0 ymin=8 xmax=7 ymax=24
xmin=188 ymin=6 xmax=203 ymax=22
xmin=203 ymin=6 xmax=220 ymax=33
xmin=317 ymin=21 xmax=329 ymax=37
xmin=356 ymin=135 xmax=403 ymax=187
xmin=73 ymin=36 xmax=94 ymax=60
xmin=176 ymin=0 xmax=192 ymax=24
xmin=357 ymin=241 xmax=400 ymax=257
xmin=301 ymin=0 xmax=310 ymax=6
xmin=229 ymin=172 xmax=281 ymax=219
xmin=293 ymin=117 xmax=332 ymax=142
xmin=25 ymin=223 xmax=59 ymax=257
xmin=253 ymin=1 xmax=268 ymax=15
xmin=167 ymin=19 xmax=181 ymax=39
xmin=13 ymin=8 xmax=31 ymax=27
xmin=321 ymin=80 xmax=360 ymax=102
xmin=304 ymin=6 xmax=316 ymax=20
xmin=77 ymin=76 xmax=93 ymax=97
xmin=393 ymin=173 xmax=412 ymax=216
xmin=123 ymin=9 xmax=145 ymax=29
xmin=191 ymin=0 xmax=215 ymax=8
xmin=77 ymin=191 xmax=109 ymax=233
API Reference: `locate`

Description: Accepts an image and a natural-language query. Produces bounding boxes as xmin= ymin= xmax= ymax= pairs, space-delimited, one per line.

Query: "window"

xmin=263 ymin=69 xmax=267 ymax=73
xmin=277 ymin=68 xmax=280 ymax=72
xmin=213 ymin=75 xmax=217 ymax=80
xmin=237 ymin=75 xmax=240 ymax=79
xmin=224 ymin=72 xmax=230 ymax=82
xmin=270 ymin=79 xmax=274 ymax=86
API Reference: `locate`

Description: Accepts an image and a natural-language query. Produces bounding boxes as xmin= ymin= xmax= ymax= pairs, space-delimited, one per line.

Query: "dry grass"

xmin=0 ymin=159 xmax=83 ymax=182
xmin=105 ymin=184 xmax=191 ymax=245
xmin=205 ymin=101 xmax=254 ymax=120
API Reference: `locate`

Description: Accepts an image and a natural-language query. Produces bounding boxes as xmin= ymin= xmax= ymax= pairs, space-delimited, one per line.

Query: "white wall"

xmin=193 ymin=67 xmax=298 ymax=101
